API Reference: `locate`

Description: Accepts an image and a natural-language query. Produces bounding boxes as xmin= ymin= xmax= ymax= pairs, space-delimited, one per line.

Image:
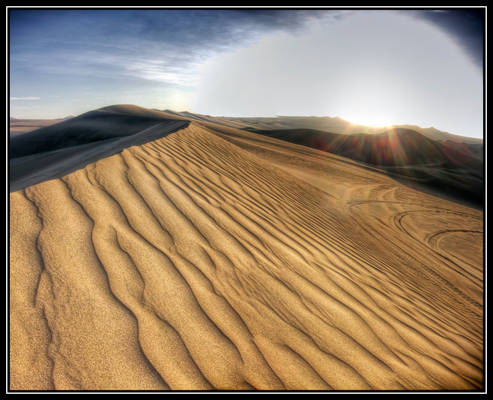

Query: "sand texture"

xmin=9 ymin=121 xmax=483 ymax=390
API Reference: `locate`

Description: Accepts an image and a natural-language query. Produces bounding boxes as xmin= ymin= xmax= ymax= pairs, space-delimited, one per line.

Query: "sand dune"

xmin=9 ymin=105 xmax=188 ymax=192
xmin=9 ymin=116 xmax=483 ymax=390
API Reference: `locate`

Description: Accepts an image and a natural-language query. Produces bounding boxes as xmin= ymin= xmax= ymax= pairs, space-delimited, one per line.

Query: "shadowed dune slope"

xmin=10 ymin=105 xmax=177 ymax=159
xmin=9 ymin=105 xmax=189 ymax=192
xmin=10 ymin=121 xmax=483 ymax=390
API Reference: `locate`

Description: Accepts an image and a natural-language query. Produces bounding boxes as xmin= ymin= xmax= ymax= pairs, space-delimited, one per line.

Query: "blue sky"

xmin=9 ymin=8 xmax=484 ymax=138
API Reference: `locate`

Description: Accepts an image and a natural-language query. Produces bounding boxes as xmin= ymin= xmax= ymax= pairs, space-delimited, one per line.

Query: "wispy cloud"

xmin=10 ymin=9 xmax=342 ymax=88
xmin=10 ymin=96 xmax=40 ymax=101
xmin=123 ymin=59 xmax=199 ymax=86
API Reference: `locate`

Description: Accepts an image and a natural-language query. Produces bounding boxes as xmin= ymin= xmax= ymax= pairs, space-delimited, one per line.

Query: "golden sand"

xmin=9 ymin=121 xmax=483 ymax=390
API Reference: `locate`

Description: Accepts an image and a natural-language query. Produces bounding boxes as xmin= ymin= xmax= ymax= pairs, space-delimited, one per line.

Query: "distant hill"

xmin=9 ymin=118 xmax=67 ymax=136
xmin=249 ymin=127 xmax=481 ymax=165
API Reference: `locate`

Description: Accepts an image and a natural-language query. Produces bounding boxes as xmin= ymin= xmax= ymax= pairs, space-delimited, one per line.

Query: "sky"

xmin=9 ymin=8 xmax=485 ymax=138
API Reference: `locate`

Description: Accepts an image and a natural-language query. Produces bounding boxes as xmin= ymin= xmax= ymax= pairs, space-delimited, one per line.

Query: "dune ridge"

xmin=10 ymin=121 xmax=483 ymax=390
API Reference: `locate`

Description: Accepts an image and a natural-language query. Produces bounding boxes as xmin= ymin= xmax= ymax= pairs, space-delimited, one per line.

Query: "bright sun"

xmin=341 ymin=111 xmax=395 ymax=128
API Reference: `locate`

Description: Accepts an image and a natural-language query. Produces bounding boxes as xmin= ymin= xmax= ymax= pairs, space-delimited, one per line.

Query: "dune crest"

xmin=10 ymin=121 xmax=483 ymax=390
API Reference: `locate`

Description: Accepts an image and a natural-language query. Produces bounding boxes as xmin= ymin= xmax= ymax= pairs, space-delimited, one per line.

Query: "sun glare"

xmin=341 ymin=112 xmax=395 ymax=128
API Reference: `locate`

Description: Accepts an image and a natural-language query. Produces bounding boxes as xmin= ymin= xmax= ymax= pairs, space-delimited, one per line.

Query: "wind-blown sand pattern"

xmin=10 ymin=121 xmax=483 ymax=390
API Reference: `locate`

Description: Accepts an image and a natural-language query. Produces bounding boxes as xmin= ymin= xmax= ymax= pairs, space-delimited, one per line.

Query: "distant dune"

xmin=9 ymin=105 xmax=483 ymax=390
xmin=9 ymin=118 xmax=67 ymax=136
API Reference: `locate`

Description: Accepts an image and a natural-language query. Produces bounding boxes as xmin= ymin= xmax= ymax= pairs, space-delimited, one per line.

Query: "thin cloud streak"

xmin=10 ymin=97 xmax=40 ymax=101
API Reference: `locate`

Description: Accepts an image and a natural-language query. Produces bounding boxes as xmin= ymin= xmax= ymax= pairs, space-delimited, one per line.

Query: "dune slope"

xmin=9 ymin=105 xmax=188 ymax=192
xmin=9 ymin=121 xmax=483 ymax=390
